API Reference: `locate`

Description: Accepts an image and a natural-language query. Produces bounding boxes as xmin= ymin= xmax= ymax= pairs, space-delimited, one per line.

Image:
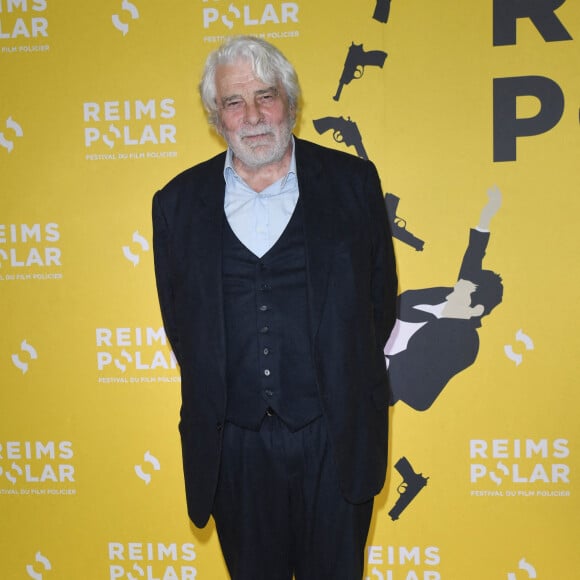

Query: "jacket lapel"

xmin=295 ymin=138 xmax=335 ymax=340
xmin=192 ymin=153 xmax=227 ymax=382
xmin=193 ymin=152 xmax=226 ymax=281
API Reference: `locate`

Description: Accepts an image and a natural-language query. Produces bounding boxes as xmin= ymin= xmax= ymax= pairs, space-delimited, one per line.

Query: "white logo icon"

xmin=488 ymin=461 xmax=510 ymax=485
xmin=135 ymin=450 xmax=161 ymax=484
xmin=11 ymin=339 xmax=38 ymax=374
xmin=507 ymin=557 xmax=537 ymax=579
xmin=26 ymin=552 xmax=52 ymax=580
xmin=114 ymin=349 xmax=132 ymax=372
xmin=112 ymin=0 xmax=140 ymax=35
xmin=0 ymin=462 xmax=22 ymax=485
xmin=222 ymin=4 xmax=240 ymax=29
xmin=0 ymin=116 xmax=24 ymax=153
xmin=104 ymin=124 xmax=121 ymax=148
xmin=122 ymin=230 xmax=150 ymax=266
xmin=504 ymin=329 xmax=534 ymax=366
xmin=127 ymin=563 xmax=146 ymax=580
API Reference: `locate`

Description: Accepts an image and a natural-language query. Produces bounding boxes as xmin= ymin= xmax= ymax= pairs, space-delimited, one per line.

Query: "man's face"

xmin=442 ymin=279 xmax=483 ymax=319
xmin=214 ymin=59 xmax=294 ymax=170
xmin=445 ymin=279 xmax=477 ymax=308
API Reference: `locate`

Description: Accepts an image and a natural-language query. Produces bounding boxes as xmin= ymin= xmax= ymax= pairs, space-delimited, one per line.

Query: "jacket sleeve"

xmin=152 ymin=191 xmax=182 ymax=365
xmin=458 ymin=228 xmax=490 ymax=282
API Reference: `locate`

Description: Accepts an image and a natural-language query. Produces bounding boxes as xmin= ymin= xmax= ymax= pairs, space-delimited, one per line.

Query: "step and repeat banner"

xmin=2 ymin=1 xmax=579 ymax=578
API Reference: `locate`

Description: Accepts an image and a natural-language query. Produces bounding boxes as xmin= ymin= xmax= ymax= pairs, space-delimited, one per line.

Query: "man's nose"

xmin=243 ymin=100 xmax=263 ymax=124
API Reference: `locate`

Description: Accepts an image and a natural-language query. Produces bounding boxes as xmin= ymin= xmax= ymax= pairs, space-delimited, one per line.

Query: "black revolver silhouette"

xmin=312 ymin=115 xmax=368 ymax=159
xmin=385 ymin=193 xmax=425 ymax=251
xmin=388 ymin=457 xmax=428 ymax=521
xmin=373 ymin=0 xmax=392 ymax=23
xmin=333 ymin=43 xmax=388 ymax=101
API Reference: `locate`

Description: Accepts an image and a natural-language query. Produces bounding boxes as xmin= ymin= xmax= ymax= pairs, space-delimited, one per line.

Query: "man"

xmin=385 ymin=186 xmax=503 ymax=411
xmin=152 ymin=35 xmax=397 ymax=579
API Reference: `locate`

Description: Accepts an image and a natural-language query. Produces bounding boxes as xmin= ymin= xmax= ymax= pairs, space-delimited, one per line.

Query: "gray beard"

xmin=228 ymin=122 xmax=293 ymax=170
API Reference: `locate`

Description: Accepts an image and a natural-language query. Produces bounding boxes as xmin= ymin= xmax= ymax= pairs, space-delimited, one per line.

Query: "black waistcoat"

xmin=222 ymin=200 xmax=322 ymax=431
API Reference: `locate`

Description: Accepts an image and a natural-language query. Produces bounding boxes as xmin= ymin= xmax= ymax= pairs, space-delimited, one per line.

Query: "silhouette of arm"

xmin=457 ymin=229 xmax=489 ymax=282
xmin=458 ymin=186 xmax=501 ymax=281
xmin=477 ymin=185 xmax=502 ymax=231
xmin=397 ymin=288 xmax=450 ymax=322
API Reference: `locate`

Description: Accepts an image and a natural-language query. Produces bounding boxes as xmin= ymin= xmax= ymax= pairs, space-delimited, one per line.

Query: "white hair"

xmin=199 ymin=35 xmax=301 ymax=128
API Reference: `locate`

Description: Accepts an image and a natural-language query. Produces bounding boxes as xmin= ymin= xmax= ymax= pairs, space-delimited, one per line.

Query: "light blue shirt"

xmin=224 ymin=139 xmax=299 ymax=258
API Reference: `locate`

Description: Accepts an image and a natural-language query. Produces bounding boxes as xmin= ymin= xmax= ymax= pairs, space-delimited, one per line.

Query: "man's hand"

xmin=477 ymin=185 xmax=502 ymax=231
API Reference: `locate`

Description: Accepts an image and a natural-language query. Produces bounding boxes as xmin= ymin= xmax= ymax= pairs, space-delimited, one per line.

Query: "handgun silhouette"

xmin=385 ymin=193 xmax=425 ymax=251
xmin=373 ymin=0 xmax=392 ymax=23
xmin=333 ymin=43 xmax=388 ymax=101
xmin=388 ymin=456 xmax=428 ymax=521
xmin=312 ymin=115 xmax=368 ymax=159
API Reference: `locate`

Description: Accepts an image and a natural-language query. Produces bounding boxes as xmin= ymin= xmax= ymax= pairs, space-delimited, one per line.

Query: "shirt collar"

xmin=223 ymin=136 xmax=297 ymax=193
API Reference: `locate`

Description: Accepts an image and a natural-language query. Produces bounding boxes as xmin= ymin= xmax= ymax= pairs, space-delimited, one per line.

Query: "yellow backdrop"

xmin=2 ymin=1 xmax=579 ymax=578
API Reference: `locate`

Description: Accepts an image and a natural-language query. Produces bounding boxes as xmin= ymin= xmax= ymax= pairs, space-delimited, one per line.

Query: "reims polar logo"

xmin=470 ymin=438 xmax=571 ymax=497
xmin=0 ymin=0 xmax=48 ymax=42
xmin=0 ymin=440 xmax=76 ymax=495
xmin=11 ymin=339 xmax=38 ymax=374
xmin=134 ymin=450 xmax=160 ymax=485
xmin=365 ymin=545 xmax=441 ymax=580
xmin=25 ymin=551 xmax=52 ymax=580
xmin=108 ymin=542 xmax=196 ymax=580
xmin=122 ymin=230 xmax=150 ymax=266
xmin=0 ymin=222 xmax=63 ymax=281
xmin=0 ymin=116 xmax=23 ymax=152
xmin=504 ymin=329 xmax=534 ymax=366
xmin=112 ymin=0 xmax=139 ymax=36
xmin=83 ymin=98 xmax=176 ymax=151
xmin=507 ymin=558 xmax=537 ymax=580
xmin=202 ymin=1 xmax=298 ymax=29
xmin=96 ymin=326 xmax=179 ymax=384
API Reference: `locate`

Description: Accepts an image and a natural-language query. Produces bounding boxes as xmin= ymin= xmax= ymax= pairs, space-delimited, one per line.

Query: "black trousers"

xmin=212 ymin=414 xmax=373 ymax=580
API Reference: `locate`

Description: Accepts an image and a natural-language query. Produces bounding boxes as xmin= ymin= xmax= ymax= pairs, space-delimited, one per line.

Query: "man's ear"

xmin=288 ymin=106 xmax=297 ymax=129
xmin=213 ymin=118 xmax=224 ymax=138
xmin=471 ymin=304 xmax=485 ymax=318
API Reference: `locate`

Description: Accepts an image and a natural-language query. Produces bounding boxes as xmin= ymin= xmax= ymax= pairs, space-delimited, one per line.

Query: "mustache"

xmin=238 ymin=125 xmax=274 ymax=138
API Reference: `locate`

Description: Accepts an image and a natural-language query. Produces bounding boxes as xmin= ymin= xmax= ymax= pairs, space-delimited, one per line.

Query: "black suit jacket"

xmin=152 ymin=137 xmax=397 ymax=527
xmin=387 ymin=229 xmax=490 ymax=410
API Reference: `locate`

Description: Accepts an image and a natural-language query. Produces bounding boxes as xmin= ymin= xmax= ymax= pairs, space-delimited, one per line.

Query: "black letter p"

xmin=493 ymin=75 xmax=564 ymax=162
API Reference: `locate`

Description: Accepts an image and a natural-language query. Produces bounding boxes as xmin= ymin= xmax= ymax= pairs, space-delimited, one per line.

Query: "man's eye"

xmin=225 ymin=100 xmax=243 ymax=110
xmin=258 ymin=92 xmax=275 ymax=104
